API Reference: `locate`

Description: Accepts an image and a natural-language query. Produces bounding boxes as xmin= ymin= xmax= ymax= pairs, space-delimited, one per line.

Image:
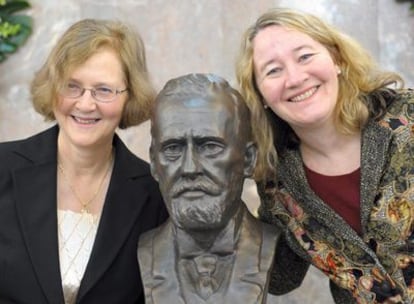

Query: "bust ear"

xmin=244 ymin=142 xmax=257 ymax=178
xmin=149 ymin=145 xmax=159 ymax=182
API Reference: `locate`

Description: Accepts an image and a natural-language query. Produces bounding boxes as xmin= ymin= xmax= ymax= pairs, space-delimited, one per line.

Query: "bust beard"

xmin=170 ymin=196 xmax=239 ymax=232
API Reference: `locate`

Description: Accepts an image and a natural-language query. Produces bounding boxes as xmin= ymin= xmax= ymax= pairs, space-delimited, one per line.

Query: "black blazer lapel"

xmin=13 ymin=127 xmax=64 ymax=304
xmin=76 ymin=136 xmax=151 ymax=301
xmin=229 ymin=209 xmax=274 ymax=303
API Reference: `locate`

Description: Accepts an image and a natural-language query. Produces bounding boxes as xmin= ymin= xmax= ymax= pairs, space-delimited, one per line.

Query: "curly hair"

xmin=236 ymin=7 xmax=403 ymax=181
xmin=31 ymin=18 xmax=155 ymax=129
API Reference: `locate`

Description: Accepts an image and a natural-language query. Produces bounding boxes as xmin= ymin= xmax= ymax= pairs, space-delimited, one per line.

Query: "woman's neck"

xmin=57 ymin=135 xmax=114 ymax=176
xmin=297 ymin=126 xmax=361 ymax=176
xmin=56 ymin=135 xmax=115 ymax=215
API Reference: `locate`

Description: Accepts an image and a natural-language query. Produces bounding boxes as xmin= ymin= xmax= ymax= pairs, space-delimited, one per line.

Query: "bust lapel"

xmin=227 ymin=208 xmax=278 ymax=303
xmin=140 ymin=221 xmax=185 ymax=304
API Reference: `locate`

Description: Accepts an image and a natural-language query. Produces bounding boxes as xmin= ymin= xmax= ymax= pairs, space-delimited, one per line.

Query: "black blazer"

xmin=0 ymin=126 xmax=168 ymax=304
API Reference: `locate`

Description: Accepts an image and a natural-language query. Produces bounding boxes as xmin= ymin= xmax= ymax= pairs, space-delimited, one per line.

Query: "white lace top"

xmin=58 ymin=210 xmax=99 ymax=304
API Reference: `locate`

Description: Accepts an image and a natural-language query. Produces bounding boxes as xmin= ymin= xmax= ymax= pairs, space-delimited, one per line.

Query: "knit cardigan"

xmin=258 ymin=89 xmax=414 ymax=303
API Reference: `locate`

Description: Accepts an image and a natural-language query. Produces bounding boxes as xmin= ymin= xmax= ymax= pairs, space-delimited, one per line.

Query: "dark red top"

xmin=304 ymin=166 xmax=362 ymax=235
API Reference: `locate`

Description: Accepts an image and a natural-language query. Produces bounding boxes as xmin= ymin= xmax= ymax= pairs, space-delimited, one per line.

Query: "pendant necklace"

xmin=58 ymin=151 xmax=114 ymax=214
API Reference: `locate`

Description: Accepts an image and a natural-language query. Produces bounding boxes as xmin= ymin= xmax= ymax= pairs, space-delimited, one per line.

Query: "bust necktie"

xmin=192 ymin=254 xmax=219 ymax=300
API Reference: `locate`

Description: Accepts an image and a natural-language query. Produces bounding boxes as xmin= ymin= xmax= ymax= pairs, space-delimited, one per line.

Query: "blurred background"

xmin=0 ymin=1 xmax=413 ymax=303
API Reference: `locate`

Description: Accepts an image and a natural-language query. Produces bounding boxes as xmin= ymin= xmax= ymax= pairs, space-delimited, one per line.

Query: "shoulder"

xmin=112 ymin=135 xmax=168 ymax=220
xmin=138 ymin=221 xmax=172 ymax=264
xmin=372 ymin=89 xmax=414 ymax=162
xmin=243 ymin=205 xmax=281 ymax=242
xmin=386 ymin=88 xmax=414 ymax=117
xmin=139 ymin=221 xmax=170 ymax=247
xmin=113 ymin=137 xmax=161 ymax=197
xmin=113 ymin=134 xmax=152 ymax=177
xmin=0 ymin=133 xmax=37 ymax=154
xmin=379 ymin=89 xmax=414 ymax=130
xmin=0 ymin=126 xmax=57 ymax=168
xmin=396 ymin=88 xmax=414 ymax=102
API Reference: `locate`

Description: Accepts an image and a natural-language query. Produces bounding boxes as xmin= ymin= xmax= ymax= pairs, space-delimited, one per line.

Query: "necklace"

xmin=58 ymin=151 xmax=114 ymax=214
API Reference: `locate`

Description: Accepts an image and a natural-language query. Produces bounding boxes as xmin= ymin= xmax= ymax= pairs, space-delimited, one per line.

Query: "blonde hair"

xmin=31 ymin=19 xmax=155 ymax=128
xmin=236 ymin=7 xmax=403 ymax=181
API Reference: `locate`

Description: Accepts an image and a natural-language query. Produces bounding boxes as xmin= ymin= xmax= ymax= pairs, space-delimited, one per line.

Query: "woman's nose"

xmin=285 ymin=64 xmax=307 ymax=88
xmin=75 ymin=89 xmax=97 ymax=110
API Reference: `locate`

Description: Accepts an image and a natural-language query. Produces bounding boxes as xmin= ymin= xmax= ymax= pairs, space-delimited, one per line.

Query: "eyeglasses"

xmin=60 ymin=82 xmax=128 ymax=103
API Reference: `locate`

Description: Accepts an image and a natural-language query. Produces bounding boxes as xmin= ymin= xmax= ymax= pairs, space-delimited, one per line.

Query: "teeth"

xmin=290 ymin=87 xmax=317 ymax=102
xmin=73 ymin=116 xmax=97 ymax=124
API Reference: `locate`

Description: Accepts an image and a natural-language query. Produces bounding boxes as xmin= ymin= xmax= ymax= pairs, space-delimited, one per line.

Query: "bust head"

xmin=150 ymin=73 xmax=257 ymax=232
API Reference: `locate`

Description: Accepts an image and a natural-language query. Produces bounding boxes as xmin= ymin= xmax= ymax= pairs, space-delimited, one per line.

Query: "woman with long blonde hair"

xmin=236 ymin=7 xmax=413 ymax=304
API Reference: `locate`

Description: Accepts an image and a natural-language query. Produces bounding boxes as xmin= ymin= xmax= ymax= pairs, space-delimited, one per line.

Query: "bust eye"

xmin=162 ymin=143 xmax=183 ymax=160
xmin=198 ymin=141 xmax=225 ymax=156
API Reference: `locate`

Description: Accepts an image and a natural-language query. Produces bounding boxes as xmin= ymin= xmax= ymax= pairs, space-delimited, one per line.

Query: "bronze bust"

xmin=138 ymin=73 xmax=280 ymax=303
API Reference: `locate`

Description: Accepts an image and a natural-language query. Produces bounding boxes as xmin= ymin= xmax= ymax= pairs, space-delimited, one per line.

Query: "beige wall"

xmin=1 ymin=1 xmax=413 ymax=303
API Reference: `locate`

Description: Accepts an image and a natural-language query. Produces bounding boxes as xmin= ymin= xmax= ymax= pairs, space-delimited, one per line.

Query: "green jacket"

xmin=258 ymin=89 xmax=414 ymax=304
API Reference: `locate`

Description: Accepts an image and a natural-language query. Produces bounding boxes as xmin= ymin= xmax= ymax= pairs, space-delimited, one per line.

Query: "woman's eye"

xmin=299 ymin=53 xmax=314 ymax=62
xmin=66 ymin=83 xmax=82 ymax=91
xmin=67 ymin=83 xmax=79 ymax=89
xmin=96 ymin=87 xmax=114 ymax=94
xmin=266 ymin=67 xmax=282 ymax=76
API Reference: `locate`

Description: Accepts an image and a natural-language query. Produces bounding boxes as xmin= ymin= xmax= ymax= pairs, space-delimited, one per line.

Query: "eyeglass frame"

xmin=59 ymin=82 xmax=128 ymax=103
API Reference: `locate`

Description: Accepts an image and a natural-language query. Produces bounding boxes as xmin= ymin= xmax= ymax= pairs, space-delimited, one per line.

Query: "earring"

xmin=264 ymin=104 xmax=268 ymax=109
xmin=337 ymin=68 xmax=341 ymax=75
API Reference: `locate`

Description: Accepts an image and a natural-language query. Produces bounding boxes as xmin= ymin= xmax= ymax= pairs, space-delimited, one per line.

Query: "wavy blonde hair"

xmin=31 ymin=19 xmax=155 ymax=129
xmin=236 ymin=7 xmax=403 ymax=181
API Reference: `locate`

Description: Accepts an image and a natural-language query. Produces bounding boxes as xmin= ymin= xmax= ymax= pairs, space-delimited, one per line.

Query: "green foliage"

xmin=0 ymin=0 xmax=32 ymax=63
xmin=396 ymin=0 xmax=414 ymax=12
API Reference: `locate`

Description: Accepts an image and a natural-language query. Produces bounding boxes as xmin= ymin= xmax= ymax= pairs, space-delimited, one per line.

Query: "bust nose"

xmin=181 ymin=144 xmax=201 ymax=176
